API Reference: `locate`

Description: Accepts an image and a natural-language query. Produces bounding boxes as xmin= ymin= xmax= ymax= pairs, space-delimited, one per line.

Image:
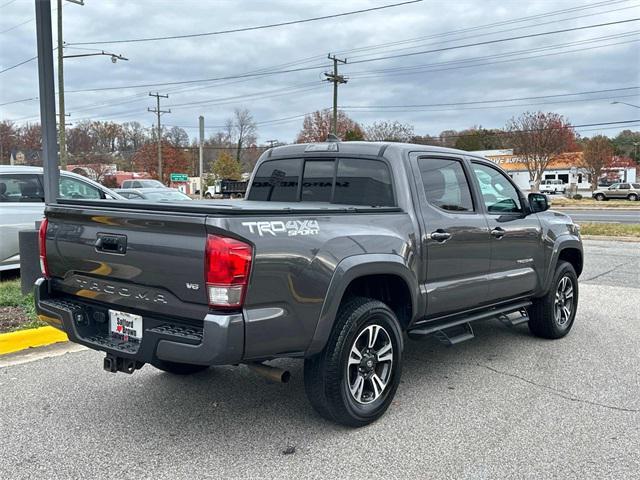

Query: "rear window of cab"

xmin=247 ymin=157 xmax=395 ymax=207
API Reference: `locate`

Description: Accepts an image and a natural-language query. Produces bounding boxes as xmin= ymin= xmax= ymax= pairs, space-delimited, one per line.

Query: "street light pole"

xmin=610 ymin=101 xmax=640 ymax=109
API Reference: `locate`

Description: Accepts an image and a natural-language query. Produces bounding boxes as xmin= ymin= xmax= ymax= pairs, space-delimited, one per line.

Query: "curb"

xmin=552 ymin=206 xmax=640 ymax=211
xmin=0 ymin=326 xmax=68 ymax=356
xmin=581 ymin=235 xmax=640 ymax=243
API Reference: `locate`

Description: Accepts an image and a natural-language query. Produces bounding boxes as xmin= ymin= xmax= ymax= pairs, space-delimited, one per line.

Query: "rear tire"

xmin=528 ymin=261 xmax=578 ymax=339
xmin=152 ymin=360 xmax=209 ymax=375
xmin=594 ymin=193 xmax=605 ymax=201
xmin=628 ymin=193 xmax=638 ymax=201
xmin=304 ymin=297 xmax=403 ymax=427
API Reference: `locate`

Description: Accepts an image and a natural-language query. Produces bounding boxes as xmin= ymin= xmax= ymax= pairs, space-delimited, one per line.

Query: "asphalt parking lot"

xmin=1 ymin=239 xmax=638 ymax=479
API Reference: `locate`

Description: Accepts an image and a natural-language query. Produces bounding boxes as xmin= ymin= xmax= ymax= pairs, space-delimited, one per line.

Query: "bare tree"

xmin=365 ymin=121 xmax=414 ymax=142
xmin=506 ymin=112 xmax=577 ymax=191
xmin=230 ymin=108 xmax=257 ymax=164
xmin=579 ymin=135 xmax=614 ymax=190
xmin=296 ymin=110 xmax=363 ymax=143
xmin=166 ymin=126 xmax=189 ymax=148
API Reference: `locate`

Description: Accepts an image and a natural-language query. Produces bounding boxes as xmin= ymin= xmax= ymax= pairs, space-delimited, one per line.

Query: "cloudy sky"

xmin=0 ymin=0 xmax=638 ymax=144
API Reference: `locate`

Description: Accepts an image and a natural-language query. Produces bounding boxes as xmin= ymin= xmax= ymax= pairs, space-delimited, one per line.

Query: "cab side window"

xmin=471 ymin=163 xmax=522 ymax=214
xmin=417 ymin=158 xmax=474 ymax=212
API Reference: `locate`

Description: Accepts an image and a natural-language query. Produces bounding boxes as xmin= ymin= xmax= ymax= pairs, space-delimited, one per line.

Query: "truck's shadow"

xmin=68 ymin=320 xmax=543 ymax=442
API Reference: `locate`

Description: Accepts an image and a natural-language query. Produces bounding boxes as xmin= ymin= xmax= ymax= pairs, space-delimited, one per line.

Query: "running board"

xmin=433 ymin=323 xmax=474 ymax=346
xmin=498 ymin=308 xmax=530 ymax=327
xmin=408 ymin=300 xmax=532 ymax=343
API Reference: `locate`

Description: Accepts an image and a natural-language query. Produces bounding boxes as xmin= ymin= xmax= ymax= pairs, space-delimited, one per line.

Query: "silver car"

xmin=592 ymin=182 xmax=640 ymax=201
xmin=114 ymin=187 xmax=192 ymax=201
xmin=0 ymin=165 xmax=124 ymax=271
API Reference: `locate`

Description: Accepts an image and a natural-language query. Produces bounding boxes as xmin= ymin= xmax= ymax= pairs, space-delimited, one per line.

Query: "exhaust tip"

xmin=247 ymin=362 xmax=291 ymax=383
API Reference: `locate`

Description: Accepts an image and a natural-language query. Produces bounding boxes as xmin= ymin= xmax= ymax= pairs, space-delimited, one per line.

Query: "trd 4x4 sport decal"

xmin=241 ymin=220 xmax=320 ymax=237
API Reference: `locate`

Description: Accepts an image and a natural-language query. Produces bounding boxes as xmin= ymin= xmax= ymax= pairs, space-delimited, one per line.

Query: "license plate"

xmin=109 ymin=310 xmax=143 ymax=341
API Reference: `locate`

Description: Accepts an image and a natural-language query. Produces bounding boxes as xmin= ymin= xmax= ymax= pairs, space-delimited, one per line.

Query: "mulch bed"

xmin=0 ymin=306 xmax=32 ymax=334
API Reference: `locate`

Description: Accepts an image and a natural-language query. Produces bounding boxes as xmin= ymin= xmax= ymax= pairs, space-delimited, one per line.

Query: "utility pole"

xmin=324 ymin=54 xmax=347 ymax=137
xmin=199 ymin=115 xmax=204 ymax=199
xmin=148 ymin=92 xmax=170 ymax=183
xmin=36 ymin=0 xmax=59 ymax=204
xmin=56 ymin=0 xmax=84 ymax=168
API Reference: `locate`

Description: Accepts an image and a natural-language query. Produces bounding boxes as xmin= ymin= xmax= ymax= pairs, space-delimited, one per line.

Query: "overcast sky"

xmin=0 ymin=0 xmax=638 ymax=144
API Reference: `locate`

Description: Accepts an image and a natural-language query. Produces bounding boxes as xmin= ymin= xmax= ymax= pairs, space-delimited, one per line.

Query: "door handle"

xmin=491 ymin=227 xmax=505 ymax=239
xmin=430 ymin=230 xmax=452 ymax=242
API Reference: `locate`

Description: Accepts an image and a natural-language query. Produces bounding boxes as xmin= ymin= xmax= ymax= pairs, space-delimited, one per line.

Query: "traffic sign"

xmin=170 ymin=173 xmax=188 ymax=182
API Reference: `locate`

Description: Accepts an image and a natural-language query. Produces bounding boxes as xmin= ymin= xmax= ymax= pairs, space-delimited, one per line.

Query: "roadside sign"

xmin=170 ymin=173 xmax=188 ymax=182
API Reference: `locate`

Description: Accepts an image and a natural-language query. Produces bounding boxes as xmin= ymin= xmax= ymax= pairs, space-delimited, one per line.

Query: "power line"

xmin=0 ymin=17 xmax=32 ymax=34
xmin=342 ymin=87 xmax=640 ymax=109
xmin=0 ymin=97 xmax=38 ymax=107
xmin=67 ymin=0 xmax=423 ymax=45
xmin=346 ymin=31 xmax=640 ymax=77
xmin=0 ymin=55 xmax=37 ymax=74
xmin=348 ymin=18 xmax=640 ymax=65
xmin=0 ymin=0 xmax=18 ymax=8
xmin=60 ymin=18 xmax=640 ymax=93
xmin=338 ymin=1 xmax=638 ymax=61
xmin=331 ymin=0 xmax=630 ymax=57
xmin=346 ymin=37 xmax=640 ymax=81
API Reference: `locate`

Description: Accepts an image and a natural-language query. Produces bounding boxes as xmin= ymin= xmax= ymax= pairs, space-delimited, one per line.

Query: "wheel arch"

xmin=305 ymin=254 xmax=418 ymax=356
xmin=541 ymin=237 xmax=583 ymax=295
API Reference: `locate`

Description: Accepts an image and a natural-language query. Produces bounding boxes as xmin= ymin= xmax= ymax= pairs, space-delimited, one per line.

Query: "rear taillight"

xmin=38 ymin=218 xmax=49 ymax=278
xmin=205 ymin=234 xmax=252 ymax=309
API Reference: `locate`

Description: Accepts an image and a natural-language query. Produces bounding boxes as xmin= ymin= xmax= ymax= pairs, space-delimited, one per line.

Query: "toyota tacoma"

xmin=35 ymin=140 xmax=583 ymax=427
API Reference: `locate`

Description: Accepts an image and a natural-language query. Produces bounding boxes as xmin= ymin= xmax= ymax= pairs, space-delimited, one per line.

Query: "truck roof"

xmin=266 ymin=141 xmax=488 ymax=160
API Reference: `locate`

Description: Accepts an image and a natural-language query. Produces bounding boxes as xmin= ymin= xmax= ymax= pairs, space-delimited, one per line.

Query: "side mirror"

xmin=528 ymin=192 xmax=549 ymax=213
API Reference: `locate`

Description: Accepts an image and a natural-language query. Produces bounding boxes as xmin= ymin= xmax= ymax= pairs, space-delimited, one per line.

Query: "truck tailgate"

xmin=46 ymin=205 xmax=209 ymax=320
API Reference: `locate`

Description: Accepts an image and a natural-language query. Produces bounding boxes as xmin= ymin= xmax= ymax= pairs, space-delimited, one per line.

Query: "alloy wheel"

xmin=554 ymin=275 xmax=575 ymax=326
xmin=346 ymin=324 xmax=394 ymax=405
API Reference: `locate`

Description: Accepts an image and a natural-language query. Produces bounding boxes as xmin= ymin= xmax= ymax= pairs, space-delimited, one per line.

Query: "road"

xmin=1 ymin=240 xmax=638 ymax=479
xmin=558 ymin=208 xmax=640 ymax=224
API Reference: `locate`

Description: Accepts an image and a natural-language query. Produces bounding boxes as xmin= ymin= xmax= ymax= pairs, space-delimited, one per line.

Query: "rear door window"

xmin=334 ymin=158 xmax=394 ymax=206
xmin=0 ymin=174 xmax=44 ymax=202
xmin=417 ymin=158 xmax=474 ymax=212
xmin=248 ymin=159 xmax=302 ymax=201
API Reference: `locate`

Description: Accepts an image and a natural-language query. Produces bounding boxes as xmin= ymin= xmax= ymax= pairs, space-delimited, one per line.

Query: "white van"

xmin=540 ymin=179 xmax=566 ymax=194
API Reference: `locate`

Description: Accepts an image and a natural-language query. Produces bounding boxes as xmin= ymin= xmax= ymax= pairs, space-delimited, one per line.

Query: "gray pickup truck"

xmin=35 ymin=140 xmax=583 ymax=427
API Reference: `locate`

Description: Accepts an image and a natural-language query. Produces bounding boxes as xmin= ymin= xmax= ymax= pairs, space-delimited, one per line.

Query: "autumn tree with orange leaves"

xmin=132 ymin=141 xmax=190 ymax=185
xmin=296 ymin=110 xmax=364 ymax=143
xmin=506 ymin=112 xmax=577 ymax=191
xmin=580 ymin=135 xmax=614 ymax=190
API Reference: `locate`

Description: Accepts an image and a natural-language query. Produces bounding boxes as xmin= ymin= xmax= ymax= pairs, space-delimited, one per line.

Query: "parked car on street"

xmin=120 ymin=179 xmax=165 ymax=189
xmin=592 ymin=182 xmax=640 ymax=201
xmin=114 ymin=187 xmax=192 ymax=202
xmin=35 ymin=141 xmax=583 ymax=427
xmin=540 ymin=179 xmax=566 ymax=194
xmin=0 ymin=166 xmax=123 ymax=271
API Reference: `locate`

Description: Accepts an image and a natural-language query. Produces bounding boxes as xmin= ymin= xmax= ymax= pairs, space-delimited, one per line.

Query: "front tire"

xmin=152 ymin=360 xmax=209 ymax=375
xmin=304 ymin=297 xmax=403 ymax=427
xmin=528 ymin=261 xmax=578 ymax=339
xmin=594 ymin=193 xmax=605 ymax=201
